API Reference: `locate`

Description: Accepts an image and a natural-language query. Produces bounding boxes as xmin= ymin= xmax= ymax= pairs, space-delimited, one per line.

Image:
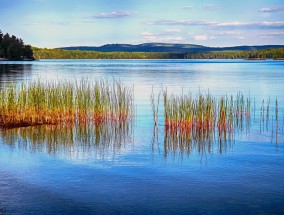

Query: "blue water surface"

xmin=0 ymin=59 xmax=284 ymax=214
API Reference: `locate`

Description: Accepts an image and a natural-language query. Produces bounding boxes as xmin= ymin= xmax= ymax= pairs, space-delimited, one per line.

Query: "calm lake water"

xmin=0 ymin=59 xmax=284 ymax=214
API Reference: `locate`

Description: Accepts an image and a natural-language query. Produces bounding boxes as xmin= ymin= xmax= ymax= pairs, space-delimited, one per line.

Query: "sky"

xmin=0 ymin=0 xmax=284 ymax=48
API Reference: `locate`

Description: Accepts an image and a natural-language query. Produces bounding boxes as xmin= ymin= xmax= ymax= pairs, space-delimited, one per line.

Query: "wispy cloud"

xmin=237 ymin=36 xmax=245 ymax=40
xmin=148 ymin=19 xmax=284 ymax=29
xmin=140 ymin=31 xmax=184 ymax=43
xmin=259 ymin=7 xmax=284 ymax=12
xmin=179 ymin=5 xmax=217 ymax=11
xmin=194 ymin=35 xmax=208 ymax=41
xmin=24 ymin=21 xmax=69 ymax=26
xmin=164 ymin=29 xmax=181 ymax=33
xmin=203 ymin=4 xmax=217 ymax=10
xmin=217 ymin=31 xmax=242 ymax=36
xmin=85 ymin=10 xmax=137 ymax=19
xmin=193 ymin=35 xmax=216 ymax=41
xmin=178 ymin=6 xmax=194 ymax=10
xmin=147 ymin=19 xmax=213 ymax=26
xmin=215 ymin=21 xmax=284 ymax=29
xmin=259 ymin=32 xmax=284 ymax=39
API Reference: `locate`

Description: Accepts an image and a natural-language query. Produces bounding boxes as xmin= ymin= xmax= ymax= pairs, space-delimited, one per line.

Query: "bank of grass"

xmin=0 ymin=79 xmax=133 ymax=128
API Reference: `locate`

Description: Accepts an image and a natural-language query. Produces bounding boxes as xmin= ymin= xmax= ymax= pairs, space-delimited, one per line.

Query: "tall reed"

xmin=0 ymin=78 xmax=134 ymax=128
xmin=160 ymin=91 xmax=251 ymax=140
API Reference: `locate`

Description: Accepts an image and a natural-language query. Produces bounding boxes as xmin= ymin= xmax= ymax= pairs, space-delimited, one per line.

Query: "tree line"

xmin=33 ymin=47 xmax=284 ymax=60
xmin=0 ymin=29 xmax=34 ymax=60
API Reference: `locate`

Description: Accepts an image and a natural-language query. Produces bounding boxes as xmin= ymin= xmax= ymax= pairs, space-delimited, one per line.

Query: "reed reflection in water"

xmin=0 ymin=121 xmax=133 ymax=160
xmin=152 ymin=91 xmax=284 ymax=159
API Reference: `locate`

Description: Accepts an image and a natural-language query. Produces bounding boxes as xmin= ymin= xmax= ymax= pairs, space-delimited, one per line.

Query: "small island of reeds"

xmin=0 ymin=79 xmax=134 ymax=128
xmin=151 ymin=90 xmax=255 ymax=144
xmin=151 ymin=90 xmax=283 ymax=158
xmin=162 ymin=91 xmax=251 ymax=135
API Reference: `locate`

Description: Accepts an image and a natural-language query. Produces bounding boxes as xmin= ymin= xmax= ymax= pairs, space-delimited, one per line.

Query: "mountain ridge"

xmin=58 ymin=43 xmax=284 ymax=53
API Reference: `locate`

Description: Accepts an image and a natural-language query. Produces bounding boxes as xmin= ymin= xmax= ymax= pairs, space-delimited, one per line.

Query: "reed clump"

xmin=162 ymin=91 xmax=251 ymax=139
xmin=0 ymin=79 xmax=133 ymax=128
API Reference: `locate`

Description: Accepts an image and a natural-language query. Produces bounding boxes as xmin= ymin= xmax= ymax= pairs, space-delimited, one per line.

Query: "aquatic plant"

xmin=151 ymin=90 xmax=284 ymax=159
xmin=150 ymin=87 xmax=160 ymax=126
xmin=0 ymin=78 xmax=134 ymax=128
xmin=162 ymin=91 xmax=250 ymax=135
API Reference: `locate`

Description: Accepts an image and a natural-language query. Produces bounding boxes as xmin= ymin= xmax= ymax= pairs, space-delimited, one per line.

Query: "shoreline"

xmin=0 ymin=58 xmax=35 ymax=61
xmin=1 ymin=57 xmax=284 ymax=61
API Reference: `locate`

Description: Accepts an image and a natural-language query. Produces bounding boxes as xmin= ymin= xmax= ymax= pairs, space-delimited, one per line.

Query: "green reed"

xmin=0 ymin=78 xmax=134 ymax=128
xmin=156 ymin=90 xmax=252 ymax=142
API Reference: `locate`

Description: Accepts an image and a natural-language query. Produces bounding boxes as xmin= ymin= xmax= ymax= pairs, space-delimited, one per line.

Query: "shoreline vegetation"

xmin=32 ymin=47 xmax=284 ymax=60
xmin=0 ymin=79 xmax=134 ymax=129
xmin=0 ymin=29 xmax=35 ymax=61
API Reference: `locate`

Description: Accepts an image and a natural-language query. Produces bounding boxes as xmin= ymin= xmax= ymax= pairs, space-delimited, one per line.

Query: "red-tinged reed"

xmin=155 ymin=90 xmax=252 ymax=140
xmin=0 ymin=79 xmax=134 ymax=128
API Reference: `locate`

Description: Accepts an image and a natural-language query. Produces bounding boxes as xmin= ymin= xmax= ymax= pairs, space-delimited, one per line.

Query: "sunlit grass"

xmin=152 ymin=90 xmax=252 ymax=141
xmin=0 ymin=78 xmax=134 ymax=128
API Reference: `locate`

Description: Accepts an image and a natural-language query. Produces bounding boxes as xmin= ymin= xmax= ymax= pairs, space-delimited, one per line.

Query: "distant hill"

xmin=58 ymin=43 xmax=284 ymax=53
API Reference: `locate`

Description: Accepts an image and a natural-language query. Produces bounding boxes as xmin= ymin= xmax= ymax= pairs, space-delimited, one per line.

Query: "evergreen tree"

xmin=0 ymin=29 xmax=34 ymax=60
xmin=0 ymin=29 xmax=3 ymax=44
xmin=0 ymin=29 xmax=3 ymax=57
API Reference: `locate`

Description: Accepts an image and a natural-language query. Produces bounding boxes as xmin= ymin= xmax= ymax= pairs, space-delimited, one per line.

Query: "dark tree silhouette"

xmin=0 ymin=29 xmax=34 ymax=60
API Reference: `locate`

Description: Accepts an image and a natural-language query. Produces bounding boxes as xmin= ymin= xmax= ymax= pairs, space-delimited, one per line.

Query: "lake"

xmin=0 ymin=59 xmax=284 ymax=215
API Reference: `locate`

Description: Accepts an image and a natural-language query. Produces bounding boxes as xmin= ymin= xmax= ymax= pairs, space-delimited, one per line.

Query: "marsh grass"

xmin=149 ymin=90 xmax=254 ymax=153
xmin=151 ymin=90 xmax=284 ymax=158
xmin=0 ymin=78 xmax=134 ymax=128
xmin=162 ymin=91 xmax=251 ymax=139
xmin=150 ymin=87 xmax=161 ymax=126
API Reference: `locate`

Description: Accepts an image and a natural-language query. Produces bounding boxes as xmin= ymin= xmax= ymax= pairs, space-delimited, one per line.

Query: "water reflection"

xmin=152 ymin=102 xmax=283 ymax=160
xmin=0 ymin=121 xmax=133 ymax=160
xmin=0 ymin=64 xmax=32 ymax=85
xmin=157 ymin=127 xmax=235 ymax=160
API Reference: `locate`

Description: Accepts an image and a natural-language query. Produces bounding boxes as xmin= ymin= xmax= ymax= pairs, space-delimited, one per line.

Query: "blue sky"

xmin=0 ymin=0 xmax=283 ymax=48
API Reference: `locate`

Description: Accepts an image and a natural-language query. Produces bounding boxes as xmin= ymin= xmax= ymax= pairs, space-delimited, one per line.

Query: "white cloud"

xmin=148 ymin=19 xmax=284 ymax=29
xmin=86 ymin=11 xmax=137 ymax=19
xmin=203 ymin=4 xmax=217 ymax=10
xmin=217 ymin=31 xmax=241 ymax=35
xmin=179 ymin=6 xmax=194 ymax=10
xmin=164 ymin=29 xmax=181 ymax=33
xmin=259 ymin=32 xmax=284 ymax=39
xmin=140 ymin=31 xmax=184 ymax=43
xmin=140 ymin=32 xmax=157 ymax=41
xmin=194 ymin=35 xmax=208 ymax=41
xmin=24 ymin=21 xmax=69 ymax=26
xmin=147 ymin=19 xmax=213 ymax=26
xmin=259 ymin=7 xmax=284 ymax=13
